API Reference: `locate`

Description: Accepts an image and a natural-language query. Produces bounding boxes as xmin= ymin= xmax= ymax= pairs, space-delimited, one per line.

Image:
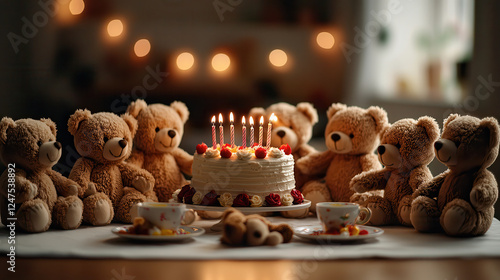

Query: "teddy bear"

xmin=0 ymin=117 xmax=83 ymax=232
xmin=411 ymin=114 xmax=499 ymax=236
xmin=220 ymin=208 xmax=294 ymax=246
xmin=249 ymin=102 xmax=319 ymax=189
xmin=350 ymin=116 xmax=440 ymax=226
xmin=126 ymin=99 xmax=193 ymax=202
xmin=68 ymin=109 xmax=157 ymax=225
xmin=296 ymin=103 xmax=389 ymax=212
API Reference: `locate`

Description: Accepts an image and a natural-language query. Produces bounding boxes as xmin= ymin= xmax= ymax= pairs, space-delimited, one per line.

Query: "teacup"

xmin=135 ymin=202 xmax=196 ymax=230
xmin=316 ymin=202 xmax=371 ymax=233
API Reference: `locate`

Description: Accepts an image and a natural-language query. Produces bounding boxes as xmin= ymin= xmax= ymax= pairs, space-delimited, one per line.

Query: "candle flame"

xmin=219 ymin=113 xmax=223 ymax=124
xmin=249 ymin=116 xmax=254 ymax=125
xmin=242 ymin=116 xmax=246 ymax=125
xmin=269 ymin=113 xmax=277 ymax=122
xmin=211 ymin=116 xmax=216 ymax=124
xmin=230 ymin=112 xmax=234 ymax=124
xmin=259 ymin=116 xmax=264 ymax=125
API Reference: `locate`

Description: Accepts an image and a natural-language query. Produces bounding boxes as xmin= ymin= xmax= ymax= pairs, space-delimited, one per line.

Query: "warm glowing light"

xmin=269 ymin=49 xmax=288 ymax=67
xmin=270 ymin=113 xmax=277 ymax=122
xmin=107 ymin=19 xmax=123 ymax=37
xmin=249 ymin=117 xmax=254 ymax=126
xmin=211 ymin=116 xmax=216 ymax=124
xmin=219 ymin=113 xmax=223 ymax=124
xmin=211 ymin=53 xmax=230 ymax=72
xmin=176 ymin=52 xmax=195 ymax=71
xmin=69 ymin=0 xmax=85 ymax=15
xmin=242 ymin=116 xmax=246 ymax=125
xmin=134 ymin=39 xmax=151 ymax=58
xmin=230 ymin=112 xmax=234 ymax=124
xmin=316 ymin=32 xmax=335 ymax=49
xmin=259 ymin=116 xmax=264 ymax=126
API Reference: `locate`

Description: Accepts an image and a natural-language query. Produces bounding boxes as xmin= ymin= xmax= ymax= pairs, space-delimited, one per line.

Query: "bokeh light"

xmin=176 ymin=52 xmax=195 ymax=71
xmin=134 ymin=39 xmax=151 ymax=58
xmin=269 ymin=49 xmax=288 ymax=67
xmin=316 ymin=32 xmax=335 ymax=49
xmin=211 ymin=53 xmax=231 ymax=72
xmin=69 ymin=0 xmax=85 ymax=15
xmin=107 ymin=19 xmax=124 ymax=37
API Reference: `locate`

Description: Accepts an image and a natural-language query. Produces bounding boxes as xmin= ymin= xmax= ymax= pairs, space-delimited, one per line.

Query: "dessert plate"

xmin=294 ymin=225 xmax=384 ymax=242
xmin=186 ymin=200 xmax=311 ymax=214
xmin=112 ymin=226 xmax=205 ymax=241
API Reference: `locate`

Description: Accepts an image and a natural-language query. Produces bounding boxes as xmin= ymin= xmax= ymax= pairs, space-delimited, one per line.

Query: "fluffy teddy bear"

xmin=249 ymin=102 xmax=319 ymax=189
xmin=350 ymin=117 xmax=440 ymax=226
xmin=126 ymin=99 xmax=193 ymax=202
xmin=296 ymin=103 xmax=389 ymax=212
xmin=0 ymin=118 xmax=83 ymax=232
xmin=220 ymin=208 xmax=294 ymax=246
xmin=68 ymin=109 xmax=157 ymax=225
xmin=411 ymin=115 xmax=499 ymax=236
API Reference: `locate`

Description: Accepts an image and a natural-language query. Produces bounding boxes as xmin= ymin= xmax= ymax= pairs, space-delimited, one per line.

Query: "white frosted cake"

xmin=174 ymin=144 xmax=304 ymax=207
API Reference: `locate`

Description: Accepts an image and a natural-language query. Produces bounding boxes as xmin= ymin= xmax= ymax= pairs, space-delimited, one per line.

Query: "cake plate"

xmin=186 ymin=200 xmax=311 ymax=231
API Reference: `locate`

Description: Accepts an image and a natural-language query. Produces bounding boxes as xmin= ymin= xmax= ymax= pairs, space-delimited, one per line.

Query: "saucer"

xmin=112 ymin=226 xmax=205 ymax=241
xmin=294 ymin=225 xmax=384 ymax=242
xmin=186 ymin=200 xmax=311 ymax=214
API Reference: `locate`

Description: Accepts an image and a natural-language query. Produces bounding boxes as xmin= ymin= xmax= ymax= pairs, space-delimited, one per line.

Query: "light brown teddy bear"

xmin=296 ymin=103 xmax=388 ymax=212
xmin=249 ymin=102 xmax=319 ymax=189
xmin=411 ymin=115 xmax=499 ymax=236
xmin=126 ymin=99 xmax=193 ymax=202
xmin=350 ymin=117 xmax=440 ymax=226
xmin=0 ymin=118 xmax=83 ymax=232
xmin=220 ymin=208 xmax=294 ymax=246
xmin=68 ymin=110 xmax=157 ymax=225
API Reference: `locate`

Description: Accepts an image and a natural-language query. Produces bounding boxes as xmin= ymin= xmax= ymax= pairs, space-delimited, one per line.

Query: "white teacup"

xmin=316 ymin=202 xmax=371 ymax=233
xmin=136 ymin=202 xmax=196 ymax=230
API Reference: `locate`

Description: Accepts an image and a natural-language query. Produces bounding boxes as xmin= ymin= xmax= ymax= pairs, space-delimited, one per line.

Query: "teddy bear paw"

xmin=350 ymin=182 xmax=365 ymax=194
xmin=132 ymin=176 xmax=153 ymax=193
xmin=85 ymin=182 xmax=97 ymax=197
xmin=94 ymin=199 xmax=112 ymax=226
xmin=442 ymin=205 xmax=468 ymax=236
xmin=17 ymin=182 xmax=38 ymax=202
xmin=66 ymin=184 xmax=79 ymax=196
xmin=19 ymin=202 xmax=50 ymax=232
xmin=366 ymin=202 xmax=389 ymax=226
xmin=64 ymin=199 xmax=83 ymax=229
xmin=399 ymin=204 xmax=412 ymax=226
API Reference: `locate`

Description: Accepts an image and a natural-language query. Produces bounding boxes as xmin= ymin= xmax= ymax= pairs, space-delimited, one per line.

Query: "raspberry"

xmin=255 ymin=147 xmax=267 ymax=159
xmin=220 ymin=148 xmax=232 ymax=158
xmin=279 ymin=144 xmax=292 ymax=155
xmin=196 ymin=143 xmax=208 ymax=154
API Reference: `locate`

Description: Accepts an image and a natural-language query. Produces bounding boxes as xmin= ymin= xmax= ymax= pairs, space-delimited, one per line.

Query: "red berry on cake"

xmin=201 ymin=190 xmax=220 ymax=206
xmin=220 ymin=148 xmax=232 ymax=158
xmin=177 ymin=185 xmax=192 ymax=202
xmin=251 ymin=143 xmax=259 ymax=148
xmin=233 ymin=193 xmax=250 ymax=207
xmin=196 ymin=143 xmax=208 ymax=154
xmin=265 ymin=193 xmax=282 ymax=206
xmin=255 ymin=147 xmax=267 ymax=159
xmin=223 ymin=143 xmax=231 ymax=149
xmin=279 ymin=144 xmax=292 ymax=155
xmin=183 ymin=187 xmax=196 ymax=204
xmin=290 ymin=189 xmax=304 ymax=204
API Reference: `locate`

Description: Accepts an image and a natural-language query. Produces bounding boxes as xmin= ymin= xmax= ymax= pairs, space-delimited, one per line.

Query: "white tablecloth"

xmin=1 ymin=217 xmax=500 ymax=260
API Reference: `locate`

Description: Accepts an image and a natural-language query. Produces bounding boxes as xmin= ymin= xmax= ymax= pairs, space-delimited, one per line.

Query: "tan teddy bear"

xmin=411 ymin=115 xmax=499 ymax=236
xmin=68 ymin=110 xmax=157 ymax=225
xmin=220 ymin=208 xmax=294 ymax=246
xmin=126 ymin=100 xmax=193 ymax=202
xmin=296 ymin=103 xmax=388 ymax=212
xmin=0 ymin=118 xmax=83 ymax=232
xmin=350 ymin=117 xmax=440 ymax=226
xmin=249 ymin=102 xmax=319 ymax=189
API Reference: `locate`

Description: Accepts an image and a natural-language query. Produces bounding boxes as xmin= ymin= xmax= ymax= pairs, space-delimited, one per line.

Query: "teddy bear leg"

xmin=52 ymin=196 xmax=83 ymax=230
xmin=441 ymin=199 xmax=478 ymax=236
xmin=365 ymin=196 xmax=393 ymax=226
xmin=410 ymin=196 xmax=440 ymax=232
xmin=16 ymin=199 xmax=51 ymax=232
xmin=115 ymin=188 xmax=148 ymax=223
xmin=301 ymin=180 xmax=332 ymax=213
xmin=83 ymin=193 xmax=114 ymax=226
xmin=154 ymin=186 xmax=173 ymax=202
xmin=397 ymin=195 xmax=413 ymax=226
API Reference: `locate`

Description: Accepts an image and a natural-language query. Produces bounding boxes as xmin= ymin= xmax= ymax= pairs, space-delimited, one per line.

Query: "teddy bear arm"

xmin=45 ymin=169 xmax=80 ymax=197
xmin=409 ymin=166 xmax=434 ymax=193
xmin=296 ymin=144 xmax=318 ymax=158
xmin=412 ymin=169 xmax=450 ymax=199
xmin=117 ymin=162 xmax=155 ymax=191
xmin=296 ymin=150 xmax=334 ymax=175
xmin=68 ymin=157 xmax=95 ymax=197
xmin=0 ymin=168 xmax=38 ymax=202
xmin=359 ymin=154 xmax=382 ymax=172
xmin=172 ymin=148 xmax=193 ymax=176
xmin=127 ymin=149 xmax=145 ymax=168
xmin=350 ymin=169 xmax=389 ymax=193
xmin=470 ymin=170 xmax=498 ymax=210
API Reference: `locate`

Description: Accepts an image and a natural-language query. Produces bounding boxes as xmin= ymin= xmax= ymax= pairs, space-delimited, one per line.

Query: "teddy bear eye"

xmin=37 ymin=140 xmax=43 ymax=146
xmin=289 ymin=125 xmax=293 ymax=129
xmin=349 ymin=133 xmax=354 ymax=139
xmin=103 ymin=137 xmax=109 ymax=143
xmin=155 ymin=127 xmax=160 ymax=133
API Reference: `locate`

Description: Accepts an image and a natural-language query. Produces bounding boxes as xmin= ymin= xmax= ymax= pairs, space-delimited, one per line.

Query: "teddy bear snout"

xmin=377 ymin=145 xmax=386 ymax=155
xmin=377 ymin=144 xmax=402 ymax=168
xmin=168 ymin=130 xmax=176 ymax=139
xmin=118 ymin=139 xmax=127 ymax=148
xmin=326 ymin=131 xmax=353 ymax=154
xmin=331 ymin=133 xmax=341 ymax=142
xmin=434 ymin=141 xmax=443 ymax=151
xmin=39 ymin=141 xmax=62 ymax=167
xmin=103 ymin=137 xmax=128 ymax=161
xmin=434 ymin=139 xmax=457 ymax=165
xmin=154 ymin=128 xmax=179 ymax=151
xmin=271 ymin=126 xmax=298 ymax=150
xmin=54 ymin=141 xmax=62 ymax=150
xmin=277 ymin=130 xmax=286 ymax=138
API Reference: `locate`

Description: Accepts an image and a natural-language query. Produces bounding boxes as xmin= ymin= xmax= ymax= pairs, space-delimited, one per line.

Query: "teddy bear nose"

xmin=277 ymin=130 xmax=286 ymax=138
xmin=331 ymin=133 xmax=340 ymax=142
xmin=118 ymin=139 xmax=127 ymax=148
xmin=54 ymin=141 xmax=62 ymax=150
xmin=378 ymin=145 xmax=386 ymax=155
xmin=434 ymin=141 xmax=443 ymax=151
xmin=168 ymin=130 xmax=176 ymax=138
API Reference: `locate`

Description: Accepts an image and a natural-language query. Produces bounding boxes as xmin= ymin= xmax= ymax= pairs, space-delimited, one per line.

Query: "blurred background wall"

xmin=1 ymin=0 xmax=499 ymax=217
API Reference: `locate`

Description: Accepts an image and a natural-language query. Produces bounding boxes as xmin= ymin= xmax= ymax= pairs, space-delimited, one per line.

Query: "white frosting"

xmin=218 ymin=192 xmax=234 ymax=207
xmin=192 ymin=191 xmax=203 ymax=205
xmin=268 ymin=148 xmax=284 ymax=158
xmin=171 ymin=189 xmax=181 ymax=202
xmin=281 ymin=193 xmax=294 ymax=206
xmin=204 ymin=148 xmax=220 ymax=158
xmin=236 ymin=149 xmax=253 ymax=160
xmin=250 ymin=195 xmax=263 ymax=207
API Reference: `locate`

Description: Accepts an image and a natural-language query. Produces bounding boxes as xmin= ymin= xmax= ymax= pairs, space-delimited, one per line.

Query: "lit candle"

xmin=242 ymin=116 xmax=246 ymax=148
xmin=211 ymin=116 xmax=216 ymax=149
xmin=219 ymin=113 xmax=224 ymax=148
xmin=258 ymin=116 xmax=264 ymax=147
xmin=266 ymin=113 xmax=277 ymax=150
xmin=249 ymin=117 xmax=254 ymax=147
xmin=230 ymin=112 xmax=235 ymax=147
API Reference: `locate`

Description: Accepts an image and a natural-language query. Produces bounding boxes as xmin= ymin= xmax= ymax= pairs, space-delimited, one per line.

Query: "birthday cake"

xmin=173 ymin=143 xmax=304 ymax=207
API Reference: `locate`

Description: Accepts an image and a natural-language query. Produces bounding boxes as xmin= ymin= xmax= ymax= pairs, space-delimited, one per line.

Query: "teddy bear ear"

xmin=68 ymin=109 xmax=91 ymax=136
xmin=170 ymin=101 xmax=189 ymax=123
xmin=126 ymin=99 xmax=148 ymax=118
xmin=367 ymin=106 xmax=389 ymax=134
xmin=443 ymin=113 xmax=460 ymax=128
xmin=40 ymin=118 xmax=57 ymax=137
xmin=0 ymin=117 xmax=16 ymax=145
xmin=121 ymin=113 xmax=138 ymax=137
xmin=249 ymin=107 xmax=266 ymax=120
xmin=417 ymin=116 xmax=440 ymax=142
xmin=479 ymin=117 xmax=500 ymax=151
xmin=297 ymin=102 xmax=318 ymax=124
xmin=326 ymin=103 xmax=347 ymax=119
